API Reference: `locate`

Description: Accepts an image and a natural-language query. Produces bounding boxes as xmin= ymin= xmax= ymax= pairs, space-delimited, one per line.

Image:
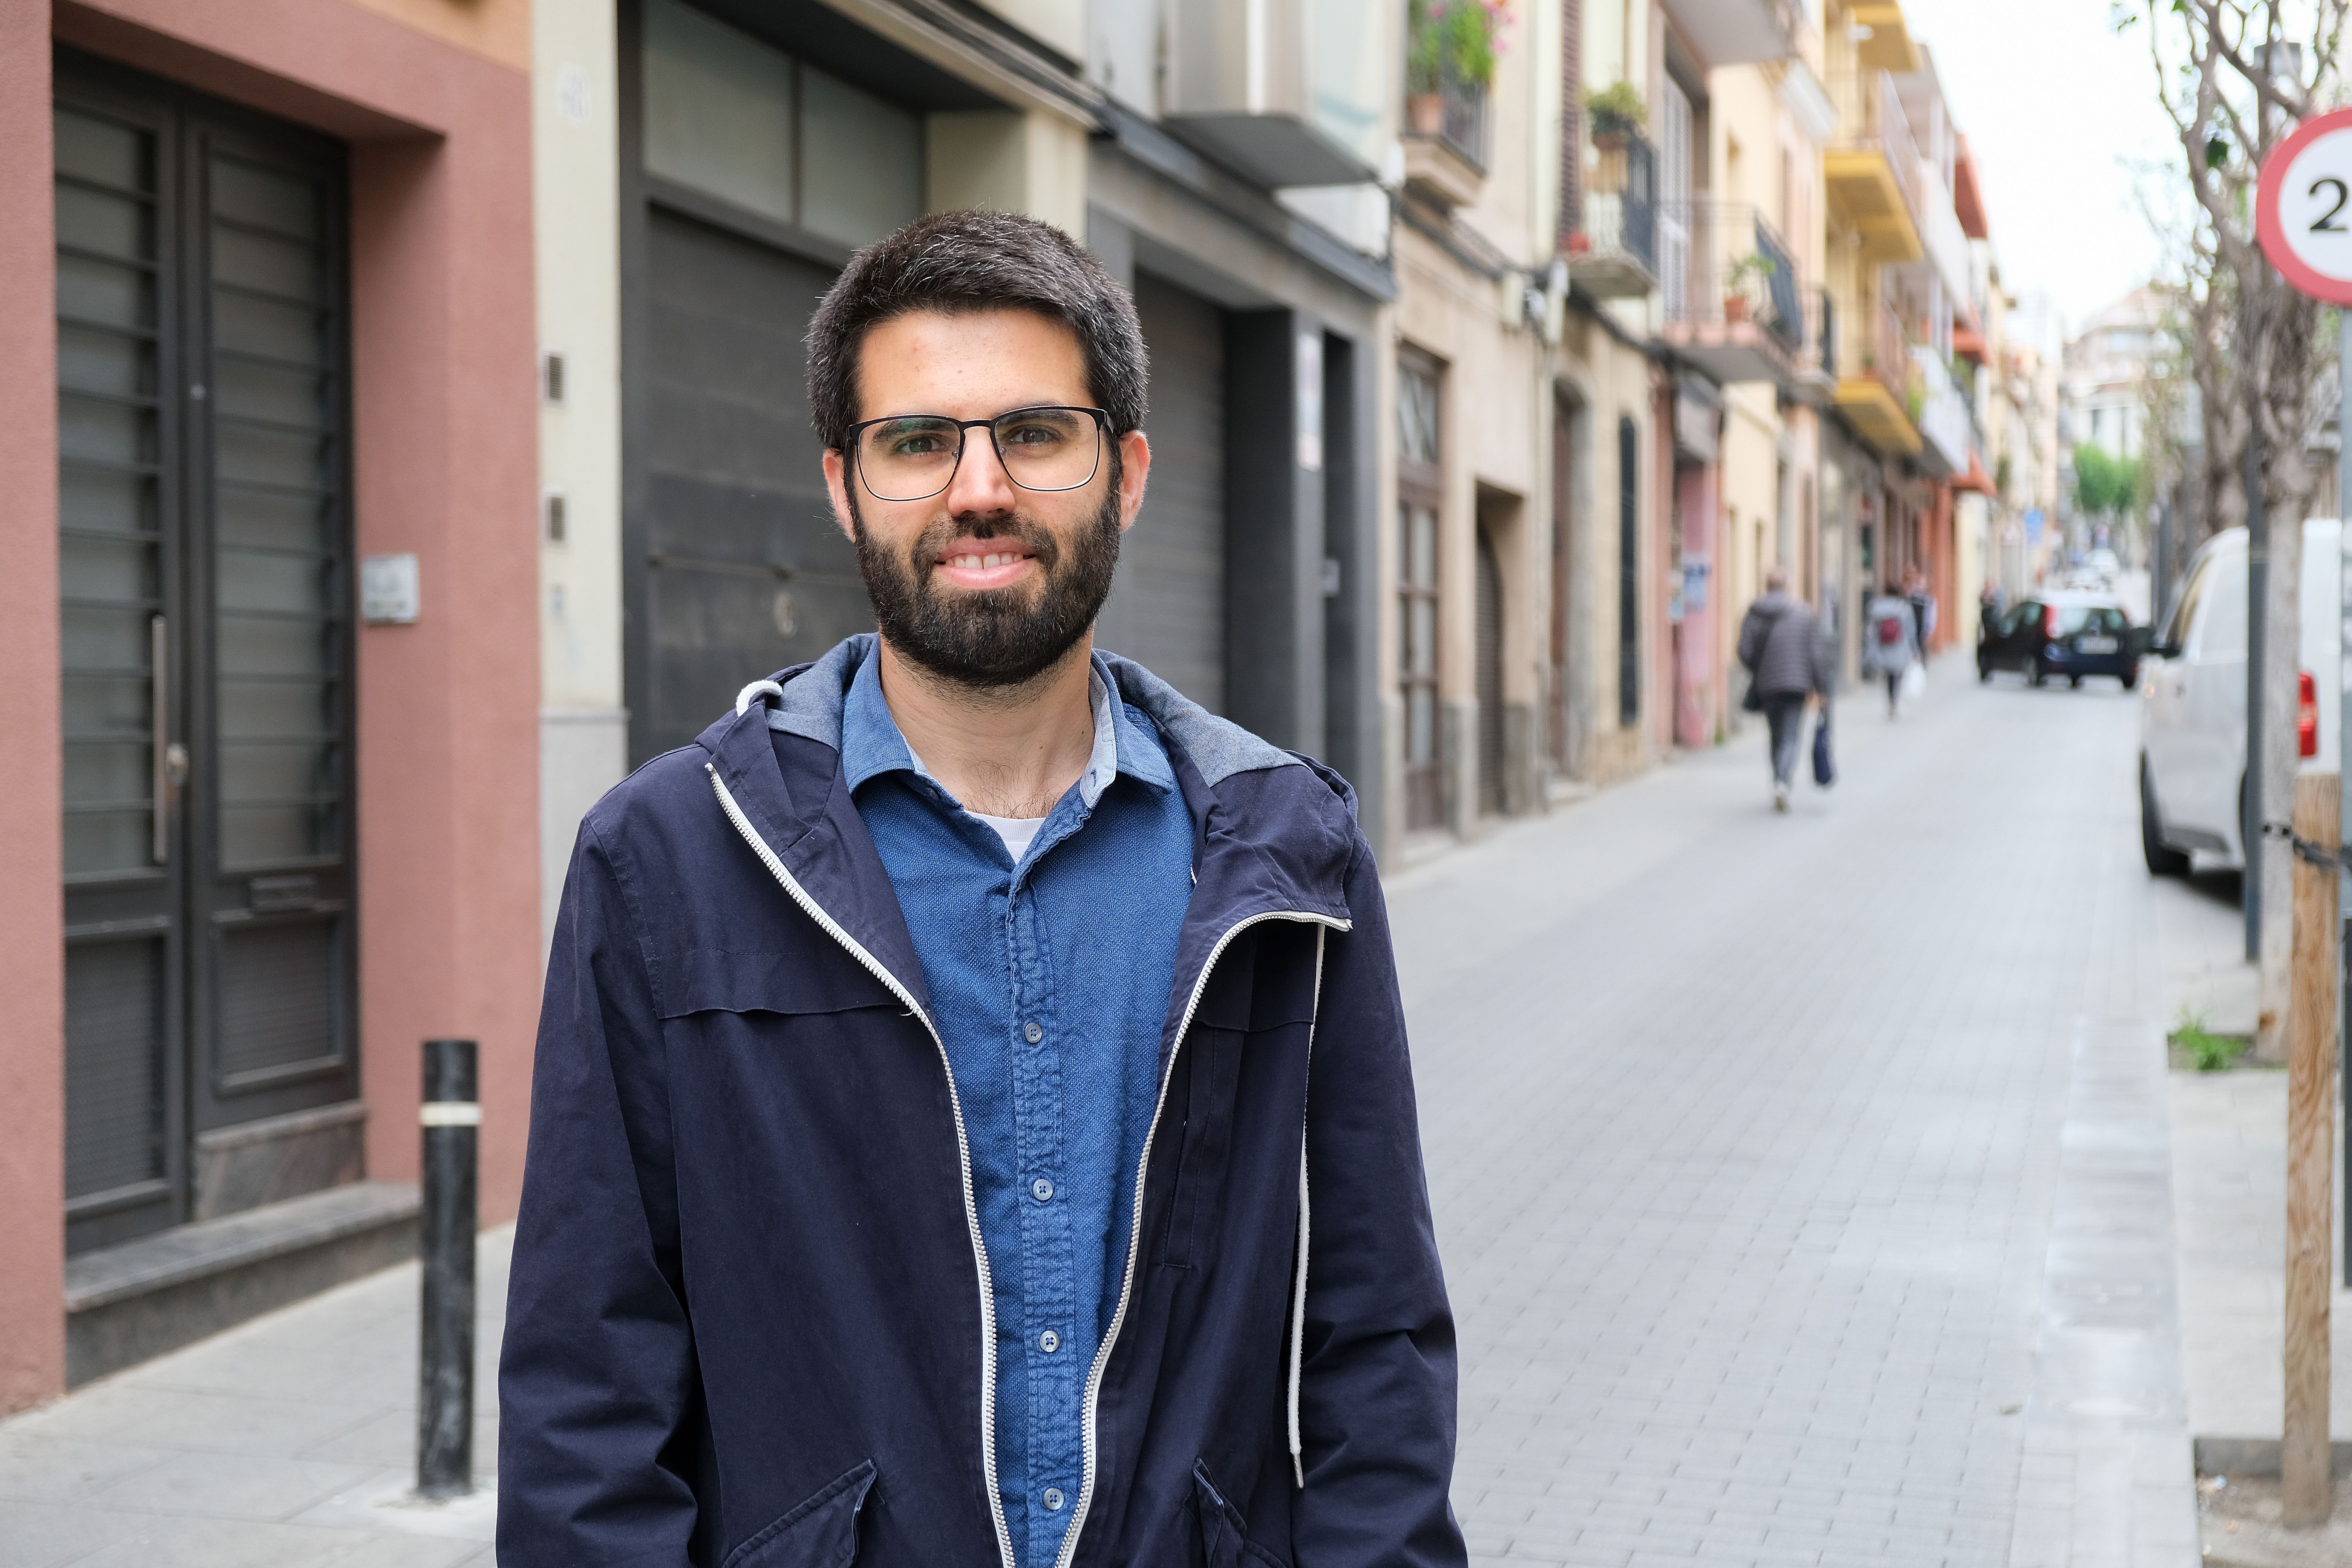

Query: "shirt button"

xmin=1024 ymin=1022 xmax=1043 ymax=1043
xmin=1043 ymin=1488 xmax=1066 ymax=1511
xmin=1039 ymin=1329 xmax=1060 ymax=1353
xmin=1031 ymin=1178 xmax=1054 ymax=1202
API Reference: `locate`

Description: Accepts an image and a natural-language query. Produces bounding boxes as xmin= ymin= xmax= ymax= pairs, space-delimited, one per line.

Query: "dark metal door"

xmin=1476 ymin=530 xmax=1504 ymax=816
xmin=634 ymin=207 xmax=859 ymax=760
xmin=1100 ymin=273 xmax=1226 ymax=712
xmin=57 ymin=60 xmax=356 ymax=1255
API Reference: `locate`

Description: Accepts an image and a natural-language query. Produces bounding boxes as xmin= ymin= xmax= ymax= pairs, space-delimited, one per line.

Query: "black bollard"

xmin=417 ymin=1038 xmax=479 ymax=1499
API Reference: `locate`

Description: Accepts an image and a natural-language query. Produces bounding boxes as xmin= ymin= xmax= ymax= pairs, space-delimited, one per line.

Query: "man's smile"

xmin=933 ymin=536 xmax=1038 ymax=591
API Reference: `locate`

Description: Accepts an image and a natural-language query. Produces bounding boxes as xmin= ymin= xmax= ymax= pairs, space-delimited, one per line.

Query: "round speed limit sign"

xmin=2258 ymin=107 xmax=2352 ymax=303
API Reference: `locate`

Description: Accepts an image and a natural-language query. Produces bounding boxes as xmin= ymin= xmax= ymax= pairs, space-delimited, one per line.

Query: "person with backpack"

xmin=1862 ymin=579 xmax=1920 ymax=718
xmin=1737 ymin=565 xmax=1835 ymax=812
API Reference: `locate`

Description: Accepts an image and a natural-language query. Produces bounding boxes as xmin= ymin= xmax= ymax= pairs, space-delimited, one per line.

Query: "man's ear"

xmin=1116 ymin=430 xmax=1150 ymax=533
xmin=822 ymin=448 xmax=857 ymax=545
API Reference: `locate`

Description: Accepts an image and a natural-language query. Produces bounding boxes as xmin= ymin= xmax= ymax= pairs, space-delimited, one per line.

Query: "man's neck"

xmin=876 ymin=636 xmax=1097 ymax=819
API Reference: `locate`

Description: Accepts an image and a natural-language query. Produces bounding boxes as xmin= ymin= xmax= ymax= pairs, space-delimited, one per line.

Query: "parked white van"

xmin=2139 ymin=519 xmax=2341 ymax=874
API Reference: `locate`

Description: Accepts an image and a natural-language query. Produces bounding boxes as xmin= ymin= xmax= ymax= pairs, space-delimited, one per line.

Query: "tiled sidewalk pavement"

xmin=1389 ymin=662 xmax=2195 ymax=1566
xmin=2157 ymin=854 xmax=2352 ymax=1503
xmin=0 ymin=1230 xmax=509 ymax=1567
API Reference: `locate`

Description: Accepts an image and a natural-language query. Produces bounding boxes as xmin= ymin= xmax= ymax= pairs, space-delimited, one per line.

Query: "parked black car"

xmin=1977 ymin=593 xmax=2143 ymax=689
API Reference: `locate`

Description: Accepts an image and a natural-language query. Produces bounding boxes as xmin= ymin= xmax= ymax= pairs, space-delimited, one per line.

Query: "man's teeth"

xmin=946 ymin=553 xmax=1025 ymax=570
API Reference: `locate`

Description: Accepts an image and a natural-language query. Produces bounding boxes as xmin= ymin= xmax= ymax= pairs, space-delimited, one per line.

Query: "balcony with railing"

xmin=1657 ymin=0 xmax=1806 ymax=67
xmin=1566 ymin=127 xmax=1657 ymax=298
xmin=1823 ymin=66 xmax=1924 ymax=264
xmin=1403 ymin=60 xmax=1489 ymax=208
xmin=1830 ymin=295 xmax=1924 ymax=457
xmin=1909 ymin=345 xmax=1971 ymax=476
xmin=1657 ymin=202 xmax=1808 ymax=385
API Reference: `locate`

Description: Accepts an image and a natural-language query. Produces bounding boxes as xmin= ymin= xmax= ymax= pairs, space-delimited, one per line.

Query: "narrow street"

xmin=1396 ymin=662 xmax=2195 ymax=1565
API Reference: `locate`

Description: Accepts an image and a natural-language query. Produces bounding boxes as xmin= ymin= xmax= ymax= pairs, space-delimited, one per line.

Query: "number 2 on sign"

xmin=2312 ymin=176 xmax=2349 ymax=232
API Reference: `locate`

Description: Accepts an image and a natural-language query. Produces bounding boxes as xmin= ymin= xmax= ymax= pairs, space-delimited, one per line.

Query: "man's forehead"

xmin=855 ymin=306 xmax=1089 ymax=412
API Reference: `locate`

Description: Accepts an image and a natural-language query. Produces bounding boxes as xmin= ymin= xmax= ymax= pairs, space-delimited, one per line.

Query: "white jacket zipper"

xmin=1052 ymin=908 xmax=1351 ymax=1568
xmin=706 ymin=764 xmax=1017 ymax=1568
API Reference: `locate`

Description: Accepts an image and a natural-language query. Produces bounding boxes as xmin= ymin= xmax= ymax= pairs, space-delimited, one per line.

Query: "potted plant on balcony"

xmin=1407 ymin=2 xmax=1508 ymax=136
xmin=1723 ymin=251 xmax=1776 ymax=325
xmin=1584 ymin=80 xmax=1646 ymax=150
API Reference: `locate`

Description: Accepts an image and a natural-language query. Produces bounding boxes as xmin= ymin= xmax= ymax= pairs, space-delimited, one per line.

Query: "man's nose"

xmin=945 ymin=428 xmax=1019 ymax=516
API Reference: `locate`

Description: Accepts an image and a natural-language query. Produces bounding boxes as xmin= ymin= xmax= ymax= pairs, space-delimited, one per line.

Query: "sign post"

xmin=2256 ymin=106 xmax=2352 ymax=1526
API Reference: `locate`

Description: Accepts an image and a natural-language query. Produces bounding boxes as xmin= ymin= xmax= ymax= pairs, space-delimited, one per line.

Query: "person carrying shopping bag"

xmin=1861 ymin=580 xmax=1920 ymax=719
xmin=1737 ymin=565 xmax=1835 ymax=813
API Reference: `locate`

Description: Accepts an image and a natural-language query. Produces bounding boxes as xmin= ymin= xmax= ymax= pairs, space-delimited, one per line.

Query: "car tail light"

xmin=2044 ymin=605 xmax=2061 ymax=640
xmin=2300 ymin=669 xmax=2320 ymax=758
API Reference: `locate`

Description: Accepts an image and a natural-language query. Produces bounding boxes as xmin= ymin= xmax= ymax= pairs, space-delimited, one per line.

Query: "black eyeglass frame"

xmin=845 ymin=405 xmax=1114 ymax=502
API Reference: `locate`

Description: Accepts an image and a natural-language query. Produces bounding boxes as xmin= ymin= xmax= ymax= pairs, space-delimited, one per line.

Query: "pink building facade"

xmin=0 ymin=0 xmax=540 ymax=1412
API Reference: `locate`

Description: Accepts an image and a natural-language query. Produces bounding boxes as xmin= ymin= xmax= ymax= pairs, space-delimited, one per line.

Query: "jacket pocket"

xmin=1160 ymin=1026 xmax=1242 ymax=1268
xmin=721 ymin=1459 xmax=876 ymax=1568
xmin=1191 ymin=1461 xmax=1288 ymax=1568
xmin=655 ymin=943 xmax=899 ymax=1020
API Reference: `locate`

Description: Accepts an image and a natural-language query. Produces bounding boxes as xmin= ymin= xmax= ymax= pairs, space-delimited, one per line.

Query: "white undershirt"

xmin=969 ymin=811 xmax=1048 ymax=861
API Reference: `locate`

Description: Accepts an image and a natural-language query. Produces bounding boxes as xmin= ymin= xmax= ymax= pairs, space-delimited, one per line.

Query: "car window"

xmin=2053 ymin=605 xmax=2094 ymax=635
xmin=2194 ymin=556 xmax=2248 ymax=660
xmin=2089 ymin=607 xmax=2127 ymax=632
xmin=2166 ymin=557 xmax=2211 ymax=650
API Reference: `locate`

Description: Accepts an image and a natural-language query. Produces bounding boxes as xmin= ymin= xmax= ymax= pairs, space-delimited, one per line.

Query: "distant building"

xmin=2059 ymin=285 xmax=2165 ymax=560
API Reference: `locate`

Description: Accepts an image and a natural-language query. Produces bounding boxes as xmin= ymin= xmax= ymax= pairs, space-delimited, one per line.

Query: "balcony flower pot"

xmin=1407 ymin=93 xmax=1446 ymax=136
xmin=1723 ymin=295 xmax=1749 ymax=325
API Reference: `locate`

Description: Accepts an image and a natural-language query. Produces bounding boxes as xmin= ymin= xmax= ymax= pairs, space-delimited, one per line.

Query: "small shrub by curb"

xmin=2169 ymin=1007 xmax=2256 ymax=1073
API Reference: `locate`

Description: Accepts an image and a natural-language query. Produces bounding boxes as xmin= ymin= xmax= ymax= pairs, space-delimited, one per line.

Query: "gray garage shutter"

xmin=1477 ymin=530 xmax=1504 ymax=816
xmin=638 ymin=209 xmax=865 ymax=757
xmin=1099 ymin=273 xmax=1226 ymax=713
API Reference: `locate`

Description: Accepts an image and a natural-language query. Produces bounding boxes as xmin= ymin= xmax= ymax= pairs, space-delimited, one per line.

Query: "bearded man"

xmin=498 ymin=210 xmax=1465 ymax=1568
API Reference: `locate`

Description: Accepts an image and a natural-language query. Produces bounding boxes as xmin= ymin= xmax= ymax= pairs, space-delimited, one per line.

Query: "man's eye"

xmin=1000 ymin=421 xmax=1069 ymax=449
xmin=888 ymin=432 xmax=949 ymax=456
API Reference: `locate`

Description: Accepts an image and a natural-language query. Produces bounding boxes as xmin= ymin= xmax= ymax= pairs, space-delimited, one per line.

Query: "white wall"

xmin=536 ymin=0 xmax=628 ymax=949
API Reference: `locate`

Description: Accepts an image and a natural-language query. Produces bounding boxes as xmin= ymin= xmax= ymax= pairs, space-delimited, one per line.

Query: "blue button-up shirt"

xmin=841 ymin=646 xmax=1196 ymax=1567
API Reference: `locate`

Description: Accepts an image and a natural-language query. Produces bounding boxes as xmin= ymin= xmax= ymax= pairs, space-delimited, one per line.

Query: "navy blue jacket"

xmin=499 ymin=639 xmax=1465 ymax=1568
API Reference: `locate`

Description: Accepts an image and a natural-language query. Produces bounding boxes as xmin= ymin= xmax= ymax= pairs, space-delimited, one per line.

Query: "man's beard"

xmin=849 ymin=485 xmax=1123 ymax=689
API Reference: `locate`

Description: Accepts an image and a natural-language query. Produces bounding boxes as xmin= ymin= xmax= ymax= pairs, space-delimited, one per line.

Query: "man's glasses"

xmin=848 ymin=406 xmax=1110 ymax=503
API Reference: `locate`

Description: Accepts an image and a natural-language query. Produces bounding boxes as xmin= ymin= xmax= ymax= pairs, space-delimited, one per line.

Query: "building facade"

xmin=3 ymin=0 xmax=541 ymax=1410
xmin=1 ymin=0 xmax=2044 ymax=1411
xmin=582 ymin=0 xmax=1395 ymax=857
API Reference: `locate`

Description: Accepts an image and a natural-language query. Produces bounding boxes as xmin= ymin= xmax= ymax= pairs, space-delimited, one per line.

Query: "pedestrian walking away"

xmin=497 ymin=210 xmax=1467 ymax=1568
xmin=1736 ymin=564 xmax=1834 ymax=812
xmin=1862 ymin=579 xmax=1921 ymax=719
xmin=1905 ymin=563 xmax=1939 ymax=656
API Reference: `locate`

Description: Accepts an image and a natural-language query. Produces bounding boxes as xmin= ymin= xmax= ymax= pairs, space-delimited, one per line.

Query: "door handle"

xmin=151 ymin=616 xmax=187 ymax=864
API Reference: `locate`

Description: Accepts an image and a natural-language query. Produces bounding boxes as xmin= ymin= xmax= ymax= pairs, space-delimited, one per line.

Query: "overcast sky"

xmin=1898 ymin=0 xmax=2181 ymax=343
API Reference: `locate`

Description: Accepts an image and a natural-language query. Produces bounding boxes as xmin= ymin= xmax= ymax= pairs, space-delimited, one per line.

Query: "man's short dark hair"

xmin=805 ymin=210 xmax=1148 ymax=453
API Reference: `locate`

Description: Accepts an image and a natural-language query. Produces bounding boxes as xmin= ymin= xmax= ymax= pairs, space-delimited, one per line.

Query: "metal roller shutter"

xmin=1099 ymin=273 xmax=1225 ymax=713
xmin=638 ymin=208 xmax=862 ymax=759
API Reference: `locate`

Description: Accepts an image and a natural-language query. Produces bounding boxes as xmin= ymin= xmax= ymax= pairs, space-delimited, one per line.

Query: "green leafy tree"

xmin=2072 ymin=443 xmax=2146 ymax=517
